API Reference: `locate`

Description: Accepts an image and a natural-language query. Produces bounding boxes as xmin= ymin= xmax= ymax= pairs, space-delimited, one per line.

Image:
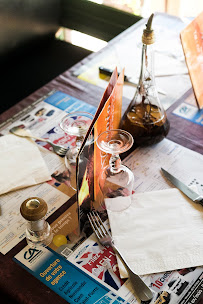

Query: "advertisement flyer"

xmin=14 ymin=245 xmax=129 ymax=304
xmin=180 ymin=11 xmax=203 ymax=109
xmin=0 ymin=90 xmax=97 ymax=254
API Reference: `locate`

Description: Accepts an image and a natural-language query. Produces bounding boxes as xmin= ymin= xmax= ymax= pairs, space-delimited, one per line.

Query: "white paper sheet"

xmin=123 ymin=138 xmax=203 ymax=195
xmin=0 ymin=134 xmax=51 ymax=195
xmin=106 ymin=189 xmax=203 ymax=277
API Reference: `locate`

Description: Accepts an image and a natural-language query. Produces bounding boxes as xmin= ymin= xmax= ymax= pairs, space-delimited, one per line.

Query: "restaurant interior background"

xmin=57 ymin=0 xmax=203 ymax=51
xmin=0 ymin=0 xmax=202 ymax=114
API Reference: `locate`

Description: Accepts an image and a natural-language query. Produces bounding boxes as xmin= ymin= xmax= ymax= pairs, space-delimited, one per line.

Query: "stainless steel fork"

xmin=10 ymin=126 xmax=68 ymax=156
xmin=87 ymin=210 xmax=154 ymax=302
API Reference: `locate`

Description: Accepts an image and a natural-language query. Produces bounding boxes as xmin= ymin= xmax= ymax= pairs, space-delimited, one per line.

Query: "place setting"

xmin=0 ymin=12 xmax=202 ymax=304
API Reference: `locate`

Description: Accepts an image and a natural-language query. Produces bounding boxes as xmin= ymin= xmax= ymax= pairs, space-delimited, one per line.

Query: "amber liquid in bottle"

xmin=121 ymin=102 xmax=170 ymax=146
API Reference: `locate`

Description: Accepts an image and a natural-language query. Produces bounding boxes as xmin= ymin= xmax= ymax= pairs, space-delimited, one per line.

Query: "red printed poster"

xmin=180 ymin=11 xmax=203 ymax=109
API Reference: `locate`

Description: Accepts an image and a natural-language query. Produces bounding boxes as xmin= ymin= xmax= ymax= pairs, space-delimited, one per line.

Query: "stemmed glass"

xmin=60 ymin=111 xmax=94 ymax=190
xmin=96 ymin=129 xmax=134 ymax=212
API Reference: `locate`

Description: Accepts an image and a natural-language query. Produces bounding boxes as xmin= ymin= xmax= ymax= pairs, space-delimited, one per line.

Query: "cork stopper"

xmin=142 ymin=14 xmax=155 ymax=45
xmin=20 ymin=197 xmax=48 ymax=221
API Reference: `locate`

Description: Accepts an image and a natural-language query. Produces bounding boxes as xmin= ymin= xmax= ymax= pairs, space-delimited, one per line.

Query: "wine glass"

xmin=96 ymin=129 xmax=134 ymax=212
xmin=60 ymin=111 xmax=94 ymax=190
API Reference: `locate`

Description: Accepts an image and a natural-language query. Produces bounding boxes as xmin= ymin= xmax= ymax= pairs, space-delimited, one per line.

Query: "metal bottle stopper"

xmin=20 ymin=197 xmax=53 ymax=248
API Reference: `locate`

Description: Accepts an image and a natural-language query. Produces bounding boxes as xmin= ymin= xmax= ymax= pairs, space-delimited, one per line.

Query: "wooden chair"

xmin=0 ymin=0 xmax=92 ymax=114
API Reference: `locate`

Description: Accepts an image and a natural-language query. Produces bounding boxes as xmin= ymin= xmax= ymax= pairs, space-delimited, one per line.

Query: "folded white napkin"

xmin=105 ymin=189 xmax=203 ymax=277
xmin=0 ymin=134 xmax=51 ymax=195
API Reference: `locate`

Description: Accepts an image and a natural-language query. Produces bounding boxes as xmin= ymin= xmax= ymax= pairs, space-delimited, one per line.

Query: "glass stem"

xmin=75 ymin=136 xmax=84 ymax=150
xmin=109 ymin=154 xmax=121 ymax=173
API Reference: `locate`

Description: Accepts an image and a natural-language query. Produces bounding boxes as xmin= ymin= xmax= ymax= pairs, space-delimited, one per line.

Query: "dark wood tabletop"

xmin=0 ymin=13 xmax=202 ymax=304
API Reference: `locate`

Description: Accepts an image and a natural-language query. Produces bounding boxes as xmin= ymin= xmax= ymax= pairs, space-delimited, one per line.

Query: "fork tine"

xmin=60 ymin=147 xmax=68 ymax=151
xmin=87 ymin=213 xmax=101 ymax=239
xmin=59 ymin=149 xmax=67 ymax=155
xmin=55 ymin=147 xmax=68 ymax=155
xmin=92 ymin=211 xmax=104 ymax=238
xmin=88 ymin=211 xmax=110 ymax=239
xmin=93 ymin=211 xmax=109 ymax=236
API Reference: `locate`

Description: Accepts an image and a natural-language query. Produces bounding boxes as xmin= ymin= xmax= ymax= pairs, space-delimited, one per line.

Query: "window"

xmin=58 ymin=0 xmax=202 ymax=51
xmin=89 ymin=0 xmax=203 ymax=18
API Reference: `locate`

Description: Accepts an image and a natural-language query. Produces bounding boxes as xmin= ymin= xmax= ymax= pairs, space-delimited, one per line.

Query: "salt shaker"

xmin=20 ymin=197 xmax=53 ymax=248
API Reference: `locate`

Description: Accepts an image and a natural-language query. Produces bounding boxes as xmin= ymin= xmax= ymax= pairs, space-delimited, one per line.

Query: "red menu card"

xmin=180 ymin=11 xmax=203 ymax=109
xmin=76 ymin=68 xmax=124 ymax=219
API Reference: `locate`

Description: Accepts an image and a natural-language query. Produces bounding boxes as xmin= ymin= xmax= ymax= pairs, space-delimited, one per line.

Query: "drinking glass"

xmin=96 ymin=129 xmax=134 ymax=212
xmin=60 ymin=111 xmax=94 ymax=190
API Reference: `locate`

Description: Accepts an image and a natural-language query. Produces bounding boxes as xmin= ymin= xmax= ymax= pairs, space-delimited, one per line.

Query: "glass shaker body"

xmin=26 ymin=217 xmax=53 ymax=248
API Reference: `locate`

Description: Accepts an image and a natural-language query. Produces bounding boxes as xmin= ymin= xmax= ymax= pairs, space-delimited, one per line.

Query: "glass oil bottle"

xmin=120 ymin=14 xmax=170 ymax=146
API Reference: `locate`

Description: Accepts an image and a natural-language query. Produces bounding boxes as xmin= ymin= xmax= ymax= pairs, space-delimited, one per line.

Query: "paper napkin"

xmin=0 ymin=134 xmax=51 ymax=195
xmin=105 ymin=189 xmax=203 ymax=277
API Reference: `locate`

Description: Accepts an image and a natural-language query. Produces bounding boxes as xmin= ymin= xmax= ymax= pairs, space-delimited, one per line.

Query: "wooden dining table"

xmin=0 ymin=12 xmax=202 ymax=304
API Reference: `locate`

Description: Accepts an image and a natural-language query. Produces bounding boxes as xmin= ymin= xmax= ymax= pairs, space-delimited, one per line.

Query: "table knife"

xmin=99 ymin=66 xmax=166 ymax=95
xmin=161 ymin=168 xmax=203 ymax=206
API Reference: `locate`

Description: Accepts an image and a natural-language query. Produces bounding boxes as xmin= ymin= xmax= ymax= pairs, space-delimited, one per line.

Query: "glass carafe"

xmin=120 ymin=14 xmax=170 ymax=146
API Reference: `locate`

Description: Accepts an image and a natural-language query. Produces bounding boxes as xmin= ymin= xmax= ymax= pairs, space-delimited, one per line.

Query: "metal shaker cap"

xmin=20 ymin=197 xmax=48 ymax=221
xmin=142 ymin=13 xmax=155 ymax=45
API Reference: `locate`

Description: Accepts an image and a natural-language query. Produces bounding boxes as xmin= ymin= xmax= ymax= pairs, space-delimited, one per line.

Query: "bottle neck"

xmin=138 ymin=43 xmax=155 ymax=91
xmin=128 ymin=41 xmax=162 ymax=111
